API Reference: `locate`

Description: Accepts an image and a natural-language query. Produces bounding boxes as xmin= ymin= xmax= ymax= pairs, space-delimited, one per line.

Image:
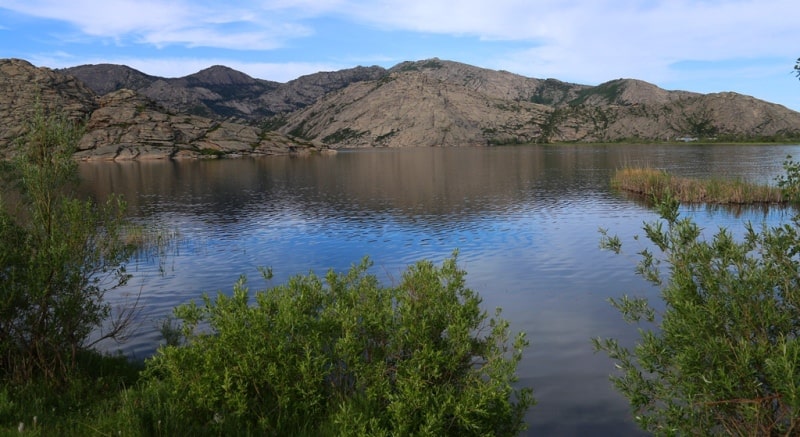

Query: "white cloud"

xmin=1 ymin=0 xmax=190 ymax=35
xmin=0 ymin=0 xmax=317 ymax=50
xmin=5 ymin=0 xmax=797 ymax=71
xmin=341 ymin=0 xmax=799 ymax=83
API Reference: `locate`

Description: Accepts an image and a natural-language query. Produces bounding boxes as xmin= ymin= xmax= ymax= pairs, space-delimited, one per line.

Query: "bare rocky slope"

xmin=1 ymin=59 xmax=320 ymax=160
xmin=63 ymin=58 xmax=800 ymax=148
xmin=4 ymin=57 xmax=800 ymax=160
xmin=275 ymin=59 xmax=800 ymax=147
xmin=0 ymin=59 xmax=96 ymax=154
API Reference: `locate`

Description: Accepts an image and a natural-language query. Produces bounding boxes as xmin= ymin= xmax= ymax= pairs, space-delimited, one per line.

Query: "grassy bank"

xmin=1 ymin=352 xmax=142 ymax=436
xmin=611 ymin=167 xmax=786 ymax=204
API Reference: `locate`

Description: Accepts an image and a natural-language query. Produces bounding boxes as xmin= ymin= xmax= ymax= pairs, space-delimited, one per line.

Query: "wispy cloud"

xmin=0 ymin=0 xmax=319 ymax=50
xmin=342 ymin=0 xmax=797 ymax=82
xmin=4 ymin=0 xmax=797 ymax=70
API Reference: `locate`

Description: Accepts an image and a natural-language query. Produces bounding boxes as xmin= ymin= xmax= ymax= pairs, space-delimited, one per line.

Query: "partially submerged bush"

xmin=144 ymin=253 xmax=533 ymax=435
xmin=595 ymin=193 xmax=800 ymax=435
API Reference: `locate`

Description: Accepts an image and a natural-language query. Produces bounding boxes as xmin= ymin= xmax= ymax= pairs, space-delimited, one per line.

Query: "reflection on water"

xmin=78 ymin=143 xmax=800 ymax=436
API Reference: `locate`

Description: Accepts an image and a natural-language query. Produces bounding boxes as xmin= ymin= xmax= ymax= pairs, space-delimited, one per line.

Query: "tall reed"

xmin=611 ymin=168 xmax=785 ymax=204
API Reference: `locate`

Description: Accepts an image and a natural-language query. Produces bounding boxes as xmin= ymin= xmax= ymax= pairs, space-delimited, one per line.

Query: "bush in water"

xmin=144 ymin=253 xmax=534 ymax=435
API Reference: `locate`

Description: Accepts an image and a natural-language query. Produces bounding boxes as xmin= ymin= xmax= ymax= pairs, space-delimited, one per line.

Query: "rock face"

xmin=0 ymin=58 xmax=96 ymax=156
xmin=278 ymin=59 xmax=568 ymax=147
xmin=1 ymin=59 xmax=319 ymax=160
xmin=76 ymin=89 xmax=318 ymax=160
xmin=276 ymin=59 xmax=800 ymax=147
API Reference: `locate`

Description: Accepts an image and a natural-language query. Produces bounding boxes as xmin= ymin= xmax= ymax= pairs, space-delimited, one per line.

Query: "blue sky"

xmin=1 ymin=0 xmax=799 ymax=111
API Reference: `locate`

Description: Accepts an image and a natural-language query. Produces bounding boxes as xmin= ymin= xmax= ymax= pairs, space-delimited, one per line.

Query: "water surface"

xmin=79 ymin=143 xmax=800 ymax=436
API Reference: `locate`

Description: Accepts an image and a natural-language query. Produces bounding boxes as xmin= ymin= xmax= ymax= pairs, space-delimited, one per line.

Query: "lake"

xmin=79 ymin=143 xmax=800 ymax=436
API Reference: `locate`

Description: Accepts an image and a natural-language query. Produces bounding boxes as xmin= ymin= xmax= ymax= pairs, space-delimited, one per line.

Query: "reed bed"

xmin=611 ymin=168 xmax=786 ymax=204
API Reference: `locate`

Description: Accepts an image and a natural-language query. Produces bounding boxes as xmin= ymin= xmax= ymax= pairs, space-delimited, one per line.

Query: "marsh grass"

xmin=612 ymin=167 xmax=786 ymax=204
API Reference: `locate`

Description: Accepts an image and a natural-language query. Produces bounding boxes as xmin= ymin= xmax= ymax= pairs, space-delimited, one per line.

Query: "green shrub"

xmin=777 ymin=155 xmax=800 ymax=203
xmin=595 ymin=193 xmax=800 ymax=435
xmin=322 ymin=127 xmax=365 ymax=145
xmin=144 ymin=253 xmax=533 ymax=435
xmin=0 ymin=108 xmax=137 ymax=384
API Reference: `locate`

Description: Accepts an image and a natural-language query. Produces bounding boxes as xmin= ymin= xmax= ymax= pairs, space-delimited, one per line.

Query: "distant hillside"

xmin=61 ymin=64 xmax=386 ymax=121
xmin=2 ymin=57 xmax=799 ymax=161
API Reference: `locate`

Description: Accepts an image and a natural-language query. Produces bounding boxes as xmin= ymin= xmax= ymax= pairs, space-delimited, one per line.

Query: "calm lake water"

xmin=79 ymin=143 xmax=800 ymax=436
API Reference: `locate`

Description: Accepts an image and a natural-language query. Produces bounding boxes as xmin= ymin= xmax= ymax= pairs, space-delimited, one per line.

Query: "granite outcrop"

xmin=1 ymin=59 xmax=320 ymax=160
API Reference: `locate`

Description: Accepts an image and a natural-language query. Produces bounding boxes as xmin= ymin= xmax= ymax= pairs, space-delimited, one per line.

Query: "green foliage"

xmin=570 ymin=79 xmax=625 ymax=106
xmin=538 ymin=107 xmax=569 ymax=143
xmin=673 ymin=103 xmax=719 ymax=139
xmin=287 ymin=119 xmax=310 ymax=139
xmin=777 ymin=155 xmax=800 ymax=203
xmin=261 ymin=115 xmax=288 ymax=132
xmin=143 ymin=253 xmax=533 ymax=435
xmin=0 ymin=350 xmax=143 ymax=436
xmin=374 ymin=74 xmax=396 ymax=88
xmin=795 ymin=58 xmax=800 ymax=80
xmin=595 ymin=189 xmax=800 ymax=435
xmin=198 ymin=147 xmax=225 ymax=157
xmin=0 ymin=108 xmax=137 ymax=384
xmin=420 ymin=59 xmax=444 ymax=69
xmin=322 ymin=127 xmax=366 ymax=145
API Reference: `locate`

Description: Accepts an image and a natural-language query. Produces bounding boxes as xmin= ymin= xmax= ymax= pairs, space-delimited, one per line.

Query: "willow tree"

xmin=0 ymin=108 xmax=136 ymax=383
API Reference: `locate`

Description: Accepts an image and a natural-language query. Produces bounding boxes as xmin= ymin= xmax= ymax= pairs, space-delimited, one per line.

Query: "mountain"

xmin=3 ymin=57 xmax=800 ymax=161
xmin=60 ymin=63 xmax=386 ymax=121
xmin=2 ymin=59 xmax=320 ymax=160
xmin=56 ymin=63 xmax=159 ymax=95
xmin=275 ymin=59 xmax=800 ymax=147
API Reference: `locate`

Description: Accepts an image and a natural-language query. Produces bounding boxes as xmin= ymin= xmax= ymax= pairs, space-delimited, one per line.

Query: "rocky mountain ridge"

xmin=3 ymin=57 xmax=800 ymax=160
xmin=1 ymin=59 xmax=321 ymax=160
xmin=61 ymin=63 xmax=386 ymax=121
xmin=276 ymin=59 xmax=800 ymax=146
xmin=64 ymin=58 xmax=800 ymax=148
